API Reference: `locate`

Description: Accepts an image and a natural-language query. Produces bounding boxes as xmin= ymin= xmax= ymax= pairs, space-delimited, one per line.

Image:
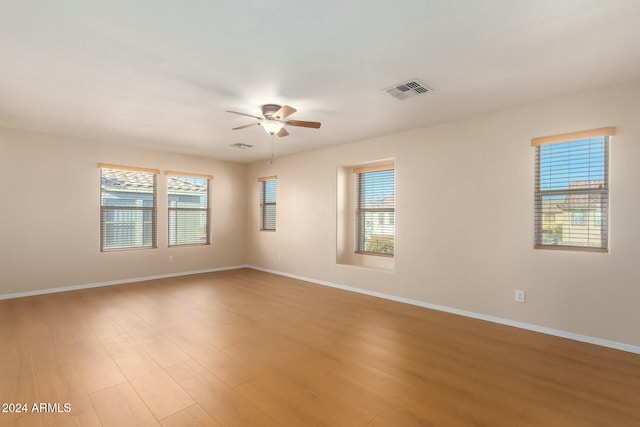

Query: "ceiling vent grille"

xmin=384 ymin=79 xmax=431 ymax=100
xmin=230 ymin=143 xmax=253 ymax=149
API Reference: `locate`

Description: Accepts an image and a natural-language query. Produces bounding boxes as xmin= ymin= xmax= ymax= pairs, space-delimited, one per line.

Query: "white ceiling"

xmin=1 ymin=1 xmax=639 ymax=163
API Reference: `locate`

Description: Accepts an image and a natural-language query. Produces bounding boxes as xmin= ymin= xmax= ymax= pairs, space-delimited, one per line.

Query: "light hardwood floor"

xmin=1 ymin=268 xmax=639 ymax=426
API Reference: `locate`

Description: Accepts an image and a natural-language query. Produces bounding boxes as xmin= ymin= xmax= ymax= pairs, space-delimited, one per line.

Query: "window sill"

xmin=336 ymin=251 xmax=395 ymax=272
xmin=336 ymin=261 xmax=395 ymax=273
xmin=534 ymin=244 xmax=607 ymax=253
xmin=101 ymin=246 xmax=157 ymax=252
xmin=168 ymin=243 xmax=211 ymax=248
xmin=355 ymin=251 xmax=394 ymax=258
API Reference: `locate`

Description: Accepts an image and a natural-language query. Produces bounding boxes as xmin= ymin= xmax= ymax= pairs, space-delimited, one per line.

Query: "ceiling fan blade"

xmin=273 ymin=105 xmax=297 ymax=120
xmin=277 ymin=127 xmax=289 ymax=137
xmin=232 ymin=123 xmax=259 ymax=130
xmin=226 ymin=110 xmax=263 ymax=120
xmin=285 ymin=119 xmax=321 ymax=129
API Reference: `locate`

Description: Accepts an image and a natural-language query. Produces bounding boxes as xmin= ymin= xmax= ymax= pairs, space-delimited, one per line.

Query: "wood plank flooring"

xmin=0 ymin=268 xmax=639 ymax=426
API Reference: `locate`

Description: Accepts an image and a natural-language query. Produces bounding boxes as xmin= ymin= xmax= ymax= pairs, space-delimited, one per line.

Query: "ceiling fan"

xmin=226 ymin=104 xmax=321 ymax=137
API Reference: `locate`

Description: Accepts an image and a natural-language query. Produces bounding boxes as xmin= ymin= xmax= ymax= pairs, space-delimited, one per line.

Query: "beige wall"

xmin=246 ymin=80 xmax=640 ymax=346
xmin=1 ymin=80 xmax=638 ymax=347
xmin=0 ymin=127 xmax=246 ymax=294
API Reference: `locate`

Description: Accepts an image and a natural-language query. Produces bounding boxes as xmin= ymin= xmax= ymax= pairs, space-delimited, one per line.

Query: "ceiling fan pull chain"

xmin=271 ymin=134 xmax=275 ymax=165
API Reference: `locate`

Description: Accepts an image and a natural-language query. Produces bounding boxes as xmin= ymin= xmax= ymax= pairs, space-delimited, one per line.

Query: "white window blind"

xmin=167 ymin=171 xmax=211 ymax=246
xmin=355 ymin=165 xmax=395 ymax=256
xmin=533 ymin=128 xmax=614 ymax=252
xmin=259 ymin=176 xmax=277 ymax=231
xmin=99 ymin=164 xmax=158 ymax=251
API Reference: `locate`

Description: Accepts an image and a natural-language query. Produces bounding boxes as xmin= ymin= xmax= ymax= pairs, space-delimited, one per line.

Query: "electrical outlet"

xmin=277 ymin=254 xmax=282 ymax=261
xmin=515 ymin=290 xmax=526 ymax=303
xmin=168 ymin=255 xmax=174 ymax=263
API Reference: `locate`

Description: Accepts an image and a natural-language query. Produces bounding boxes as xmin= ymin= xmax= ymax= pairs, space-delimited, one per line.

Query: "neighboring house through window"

xmin=354 ymin=164 xmax=395 ymax=256
xmin=532 ymin=127 xmax=614 ymax=252
xmin=167 ymin=171 xmax=212 ymax=246
xmin=99 ymin=164 xmax=158 ymax=251
xmin=259 ymin=176 xmax=277 ymax=231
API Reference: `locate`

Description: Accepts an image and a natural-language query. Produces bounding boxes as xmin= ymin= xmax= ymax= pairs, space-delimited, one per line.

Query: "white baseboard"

xmin=247 ymin=265 xmax=640 ymax=355
xmin=0 ymin=265 xmax=249 ymax=301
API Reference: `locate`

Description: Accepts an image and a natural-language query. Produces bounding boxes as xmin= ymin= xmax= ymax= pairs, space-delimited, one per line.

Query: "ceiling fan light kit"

xmin=261 ymin=120 xmax=284 ymax=135
xmin=226 ymin=104 xmax=321 ymax=138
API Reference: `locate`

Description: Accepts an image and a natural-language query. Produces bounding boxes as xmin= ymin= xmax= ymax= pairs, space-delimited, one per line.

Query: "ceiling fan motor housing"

xmin=261 ymin=104 xmax=281 ymax=118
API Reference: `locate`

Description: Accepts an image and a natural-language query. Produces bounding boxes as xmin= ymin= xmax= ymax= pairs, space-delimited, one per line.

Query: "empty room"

xmin=1 ymin=1 xmax=640 ymax=426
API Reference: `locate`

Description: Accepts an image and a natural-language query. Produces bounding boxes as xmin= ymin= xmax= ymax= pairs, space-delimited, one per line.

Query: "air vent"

xmin=384 ymin=79 xmax=431 ymax=100
xmin=230 ymin=143 xmax=253 ymax=149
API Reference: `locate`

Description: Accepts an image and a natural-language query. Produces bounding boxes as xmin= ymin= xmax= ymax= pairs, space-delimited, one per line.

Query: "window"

xmin=571 ymin=211 xmax=586 ymax=226
xmin=532 ymin=127 xmax=614 ymax=251
xmin=355 ymin=165 xmax=395 ymax=256
xmin=99 ymin=164 xmax=158 ymax=251
xmin=593 ymin=211 xmax=602 ymax=226
xmin=259 ymin=176 xmax=277 ymax=231
xmin=167 ymin=171 xmax=212 ymax=246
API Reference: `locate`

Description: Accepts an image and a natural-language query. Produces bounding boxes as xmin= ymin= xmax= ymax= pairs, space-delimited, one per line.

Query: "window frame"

xmin=532 ymin=127 xmax=614 ymax=252
xmin=99 ymin=163 xmax=159 ymax=252
xmin=354 ymin=164 xmax=395 ymax=257
xmin=166 ymin=171 xmax=212 ymax=247
xmin=259 ymin=176 xmax=277 ymax=232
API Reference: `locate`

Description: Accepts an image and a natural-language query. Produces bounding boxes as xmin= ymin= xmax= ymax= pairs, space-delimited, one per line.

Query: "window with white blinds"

xmin=167 ymin=171 xmax=211 ymax=246
xmin=532 ymin=127 xmax=614 ymax=252
xmin=259 ymin=176 xmax=277 ymax=231
xmin=355 ymin=165 xmax=395 ymax=256
xmin=99 ymin=164 xmax=158 ymax=251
